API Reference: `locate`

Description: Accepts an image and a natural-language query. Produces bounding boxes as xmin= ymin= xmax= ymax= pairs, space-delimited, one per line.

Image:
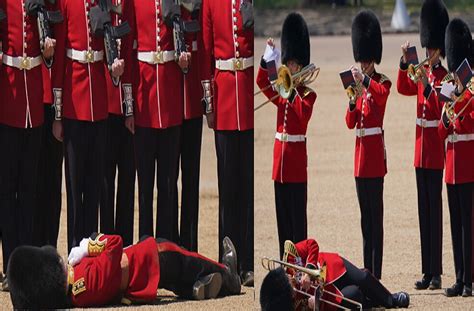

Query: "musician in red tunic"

xmin=439 ymin=18 xmax=474 ymax=298
xmin=256 ymin=13 xmax=316 ymax=259
xmin=345 ymin=10 xmax=391 ymax=280
xmin=7 ymin=234 xmax=241 ymax=308
xmin=260 ymin=238 xmax=410 ymax=310
xmin=396 ymin=0 xmax=449 ymax=290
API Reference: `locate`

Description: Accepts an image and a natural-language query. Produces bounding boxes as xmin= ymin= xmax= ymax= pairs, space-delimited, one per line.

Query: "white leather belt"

xmin=447 ymin=133 xmax=474 ymax=143
xmin=2 ymin=54 xmax=42 ymax=70
xmin=137 ymin=50 xmax=175 ymax=64
xmin=67 ymin=49 xmax=104 ymax=63
xmin=215 ymin=56 xmax=254 ymax=71
xmin=356 ymin=127 xmax=382 ymax=138
xmin=416 ymin=118 xmax=439 ymax=128
xmin=275 ymin=132 xmax=306 ymax=142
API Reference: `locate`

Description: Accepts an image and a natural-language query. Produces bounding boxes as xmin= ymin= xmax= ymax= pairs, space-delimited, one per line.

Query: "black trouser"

xmin=334 ymin=258 xmax=394 ymax=309
xmin=177 ymin=117 xmax=203 ymax=252
xmin=0 ymin=124 xmax=42 ymax=271
xmin=157 ymin=238 xmax=227 ymax=298
xmin=135 ymin=126 xmax=181 ymax=243
xmin=33 ymin=105 xmax=63 ymax=248
xmin=274 ymin=181 xmax=307 ymax=259
xmin=100 ymin=114 xmax=135 ymax=247
xmin=415 ymin=168 xmax=443 ymax=276
xmin=447 ymin=182 xmax=473 ymax=286
xmin=215 ymin=130 xmax=254 ymax=274
xmin=64 ymin=118 xmax=106 ymax=252
xmin=355 ymin=177 xmax=384 ymax=279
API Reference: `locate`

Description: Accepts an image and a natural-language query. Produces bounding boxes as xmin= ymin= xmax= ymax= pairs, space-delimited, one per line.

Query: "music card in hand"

xmin=266 ymin=60 xmax=278 ymax=82
xmin=339 ymin=69 xmax=355 ymax=89
xmin=440 ymin=82 xmax=456 ymax=102
xmin=406 ymin=46 xmax=418 ymax=65
xmin=456 ymin=58 xmax=472 ymax=87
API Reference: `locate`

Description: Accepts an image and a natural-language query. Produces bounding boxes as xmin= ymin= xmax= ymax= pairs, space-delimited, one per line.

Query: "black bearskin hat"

xmin=351 ymin=10 xmax=382 ymax=64
xmin=260 ymin=267 xmax=294 ymax=311
xmin=281 ymin=12 xmax=310 ymax=67
xmin=445 ymin=18 xmax=472 ymax=72
xmin=8 ymin=245 xmax=68 ymax=309
xmin=420 ymin=0 xmax=449 ymax=57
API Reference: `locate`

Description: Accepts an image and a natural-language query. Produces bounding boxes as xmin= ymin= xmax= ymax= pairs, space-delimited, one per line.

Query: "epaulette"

xmin=88 ymin=233 xmax=107 ymax=256
xmin=301 ymin=86 xmax=315 ymax=98
xmin=379 ymin=73 xmax=391 ymax=84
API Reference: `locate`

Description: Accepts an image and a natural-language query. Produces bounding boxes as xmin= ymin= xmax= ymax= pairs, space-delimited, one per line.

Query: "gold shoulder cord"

xmin=379 ymin=73 xmax=391 ymax=84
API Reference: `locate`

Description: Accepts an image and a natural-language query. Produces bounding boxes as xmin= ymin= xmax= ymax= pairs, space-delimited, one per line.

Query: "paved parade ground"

xmin=254 ymin=34 xmax=474 ymax=310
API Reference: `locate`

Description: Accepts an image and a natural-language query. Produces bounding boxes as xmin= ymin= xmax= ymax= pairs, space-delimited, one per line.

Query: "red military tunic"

xmin=69 ymin=234 xmax=159 ymax=307
xmin=200 ymin=0 xmax=254 ymax=131
xmin=42 ymin=63 xmax=52 ymax=105
xmin=438 ymin=91 xmax=474 ymax=185
xmin=52 ymin=0 xmax=109 ymax=122
xmin=122 ymin=0 xmax=183 ymax=129
xmin=345 ymin=72 xmax=391 ymax=178
xmin=287 ymin=239 xmax=346 ymax=311
xmin=397 ymin=63 xmax=447 ymax=169
xmin=256 ymin=65 xmax=316 ymax=183
xmin=182 ymin=8 xmax=203 ymax=120
xmin=0 ymin=0 xmax=44 ymax=128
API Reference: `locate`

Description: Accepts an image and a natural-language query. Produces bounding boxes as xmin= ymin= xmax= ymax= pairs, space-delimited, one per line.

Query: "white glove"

xmin=68 ymin=238 xmax=89 ymax=266
xmin=263 ymin=44 xmax=281 ymax=67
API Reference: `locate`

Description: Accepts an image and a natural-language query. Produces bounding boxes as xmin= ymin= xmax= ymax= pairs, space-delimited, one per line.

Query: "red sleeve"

xmin=51 ymin=0 xmax=67 ymax=93
xmin=293 ymin=90 xmax=316 ymax=124
xmin=295 ymin=239 xmax=320 ymax=269
xmin=71 ymin=235 xmax=124 ymax=307
xmin=345 ymin=102 xmax=359 ymax=129
xmin=397 ymin=68 xmax=417 ymax=96
xmin=199 ymin=0 xmax=213 ymax=83
xmin=256 ymin=65 xmax=284 ymax=107
xmin=456 ymin=94 xmax=474 ymax=132
xmin=367 ymin=79 xmax=391 ymax=107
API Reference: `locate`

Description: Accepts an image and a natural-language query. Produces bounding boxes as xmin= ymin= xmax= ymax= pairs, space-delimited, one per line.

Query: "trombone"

xmin=254 ymin=63 xmax=320 ymax=111
xmin=407 ymin=49 xmax=440 ymax=83
xmin=443 ymin=78 xmax=474 ymax=123
xmin=261 ymin=257 xmax=363 ymax=311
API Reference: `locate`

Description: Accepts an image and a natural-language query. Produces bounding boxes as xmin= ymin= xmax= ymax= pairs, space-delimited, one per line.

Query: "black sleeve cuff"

xmin=454 ymin=87 xmax=462 ymax=97
xmin=260 ymin=57 xmax=267 ymax=69
xmin=349 ymin=102 xmax=356 ymax=111
xmin=306 ymin=263 xmax=317 ymax=270
xmin=362 ymin=75 xmax=370 ymax=89
xmin=399 ymin=57 xmax=409 ymax=70
xmin=442 ymin=112 xmax=450 ymax=128
xmin=423 ymin=85 xmax=432 ymax=99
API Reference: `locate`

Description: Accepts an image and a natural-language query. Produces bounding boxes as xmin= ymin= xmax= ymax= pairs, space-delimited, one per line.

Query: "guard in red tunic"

xmin=7 ymin=234 xmax=241 ymax=308
xmin=200 ymin=0 xmax=254 ymax=285
xmin=100 ymin=0 xmax=136 ymax=247
xmin=175 ymin=2 xmax=203 ymax=252
xmin=396 ymin=0 xmax=449 ymax=290
xmin=0 ymin=0 xmax=55 ymax=279
xmin=51 ymin=0 xmax=125 ymax=252
xmin=33 ymin=63 xmax=64 ymax=249
xmin=256 ymin=13 xmax=316 ymax=259
xmin=345 ymin=10 xmax=391 ymax=280
xmin=121 ymin=0 xmax=190 ymax=245
xmin=259 ymin=238 xmax=410 ymax=310
xmin=440 ymin=18 xmax=474 ymax=297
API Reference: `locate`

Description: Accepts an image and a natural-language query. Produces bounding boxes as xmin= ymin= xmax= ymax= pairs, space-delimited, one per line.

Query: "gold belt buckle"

xmin=451 ymin=133 xmax=457 ymax=143
xmin=233 ymin=58 xmax=243 ymax=71
xmin=281 ymin=133 xmax=288 ymax=142
xmin=86 ymin=50 xmax=94 ymax=63
xmin=19 ymin=57 xmax=31 ymax=70
xmin=153 ymin=51 xmax=163 ymax=64
xmin=421 ymin=120 xmax=426 ymax=128
xmin=360 ymin=128 xmax=365 ymax=137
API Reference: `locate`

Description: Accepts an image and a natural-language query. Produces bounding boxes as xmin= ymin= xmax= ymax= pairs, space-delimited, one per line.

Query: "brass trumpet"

xmin=261 ymin=256 xmax=363 ymax=311
xmin=443 ymin=79 xmax=474 ymax=123
xmin=254 ymin=63 xmax=320 ymax=111
xmin=346 ymin=81 xmax=363 ymax=102
xmin=407 ymin=49 xmax=440 ymax=82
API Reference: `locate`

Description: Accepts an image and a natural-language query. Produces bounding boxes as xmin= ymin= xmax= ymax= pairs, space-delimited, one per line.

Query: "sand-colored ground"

xmin=254 ymin=34 xmax=474 ymax=310
xmin=0 ymin=125 xmax=255 ymax=309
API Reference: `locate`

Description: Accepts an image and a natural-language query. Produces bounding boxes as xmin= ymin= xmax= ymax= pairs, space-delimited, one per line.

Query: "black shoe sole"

xmin=193 ymin=273 xmax=222 ymax=300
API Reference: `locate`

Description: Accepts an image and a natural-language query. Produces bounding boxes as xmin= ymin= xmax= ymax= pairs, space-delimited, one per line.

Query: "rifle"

xmin=90 ymin=0 xmax=130 ymax=87
xmin=162 ymin=0 xmax=201 ymax=74
xmin=25 ymin=0 xmax=63 ymax=67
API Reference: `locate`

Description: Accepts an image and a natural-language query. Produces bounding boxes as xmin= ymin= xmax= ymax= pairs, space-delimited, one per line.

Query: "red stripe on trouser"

xmin=156 ymin=241 xmax=226 ymax=269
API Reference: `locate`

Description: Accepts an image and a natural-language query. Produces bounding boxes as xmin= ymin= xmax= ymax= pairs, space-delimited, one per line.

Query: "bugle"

xmin=407 ymin=49 xmax=440 ymax=83
xmin=254 ymin=64 xmax=320 ymax=111
xmin=443 ymin=81 xmax=474 ymax=123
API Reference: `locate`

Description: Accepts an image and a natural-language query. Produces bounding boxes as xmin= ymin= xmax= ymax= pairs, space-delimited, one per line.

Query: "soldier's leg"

xmin=0 ymin=125 xmax=20 ymax=272
xmin=179 ymin=116 xmax=203 ymax=251
xmin=459 ymin=182 xmax=472 ymax=287
xmin=447 ymin=184 xmax=463 ymax=284
xmin=63 ymin=119 xmax=88 ymax=252
xmin=426 ymin=169 xmax=443 ymax=277
xmin=289 ymin=182 xmax=308 ymax=247
xmin=115 ymin=115 xmax=136 ymax=247
xmin=355 ymin=177 xmax=372 ymax=274
xmin=156 ymin=125 xmax=181 ymax=243
xmin=275 ymin=182 xmax=292 ymax=259
xmin=135 ymin=126 xmax=157 ymax=238
xmin=215 ymin=130 xmax=239 ymax=263
xmin=100 ymin=114 xmax=120 ymax=235
xmin=416 ymin=168 xmax=430 ymax=275
xmin=368 ymin=177 xmax=384 ymax=280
